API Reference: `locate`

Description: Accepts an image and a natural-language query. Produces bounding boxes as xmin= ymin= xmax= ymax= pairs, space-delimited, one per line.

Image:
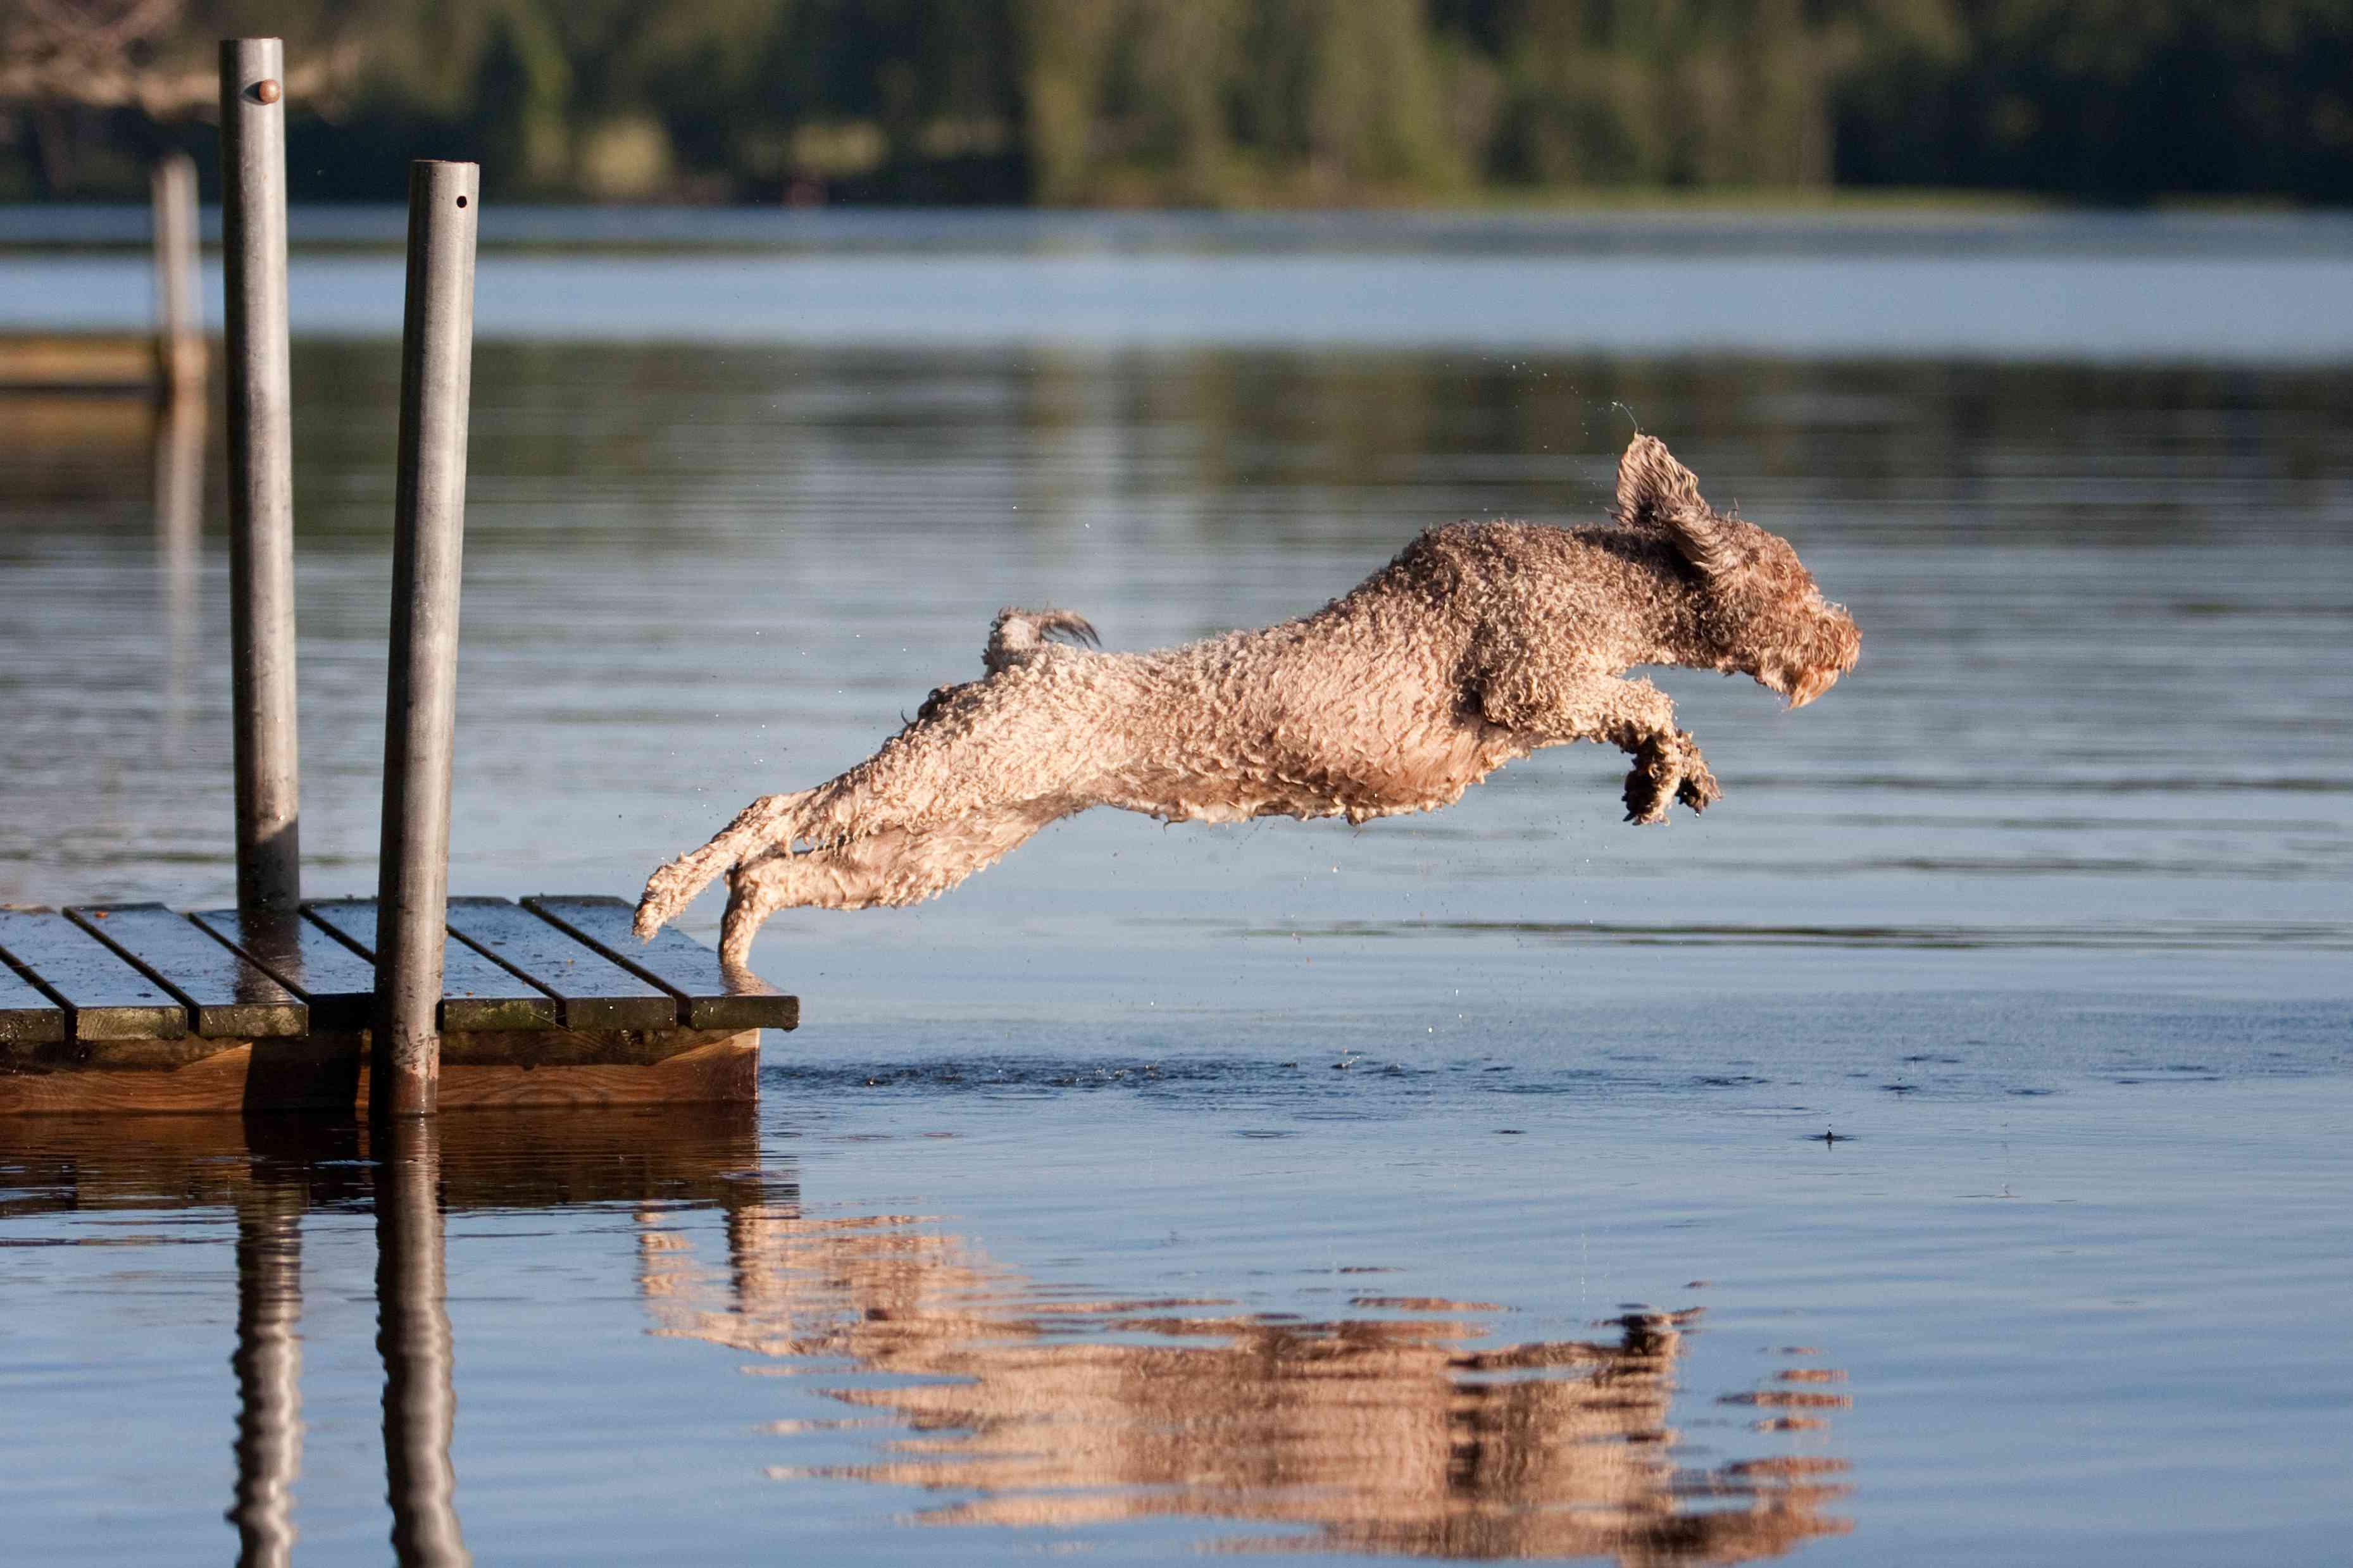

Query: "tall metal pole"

xmin=372 ymin=161 xmax=478 ymax=1120
xmin=219 ymin=40 xmax=301 ymax=911
xmin=151 ymin=152 xmax=206 ymax=394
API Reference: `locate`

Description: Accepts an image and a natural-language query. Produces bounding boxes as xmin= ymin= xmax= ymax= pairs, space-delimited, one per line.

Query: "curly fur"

xmin=639 ymin=435 xmax=1860 ymax=962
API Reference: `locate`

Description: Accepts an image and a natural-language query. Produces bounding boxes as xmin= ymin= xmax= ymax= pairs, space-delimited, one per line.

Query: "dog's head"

xmin=1614 ymin=435 xmax=1859 ymax=707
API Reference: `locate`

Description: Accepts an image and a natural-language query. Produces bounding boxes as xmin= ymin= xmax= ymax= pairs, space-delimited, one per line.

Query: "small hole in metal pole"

xmin=455 ymin=195 xmax=468 ymax=208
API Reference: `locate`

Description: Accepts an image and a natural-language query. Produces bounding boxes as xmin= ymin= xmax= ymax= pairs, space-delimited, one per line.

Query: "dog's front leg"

xmin=1482 ymin=671 xmax=1718 ymax=824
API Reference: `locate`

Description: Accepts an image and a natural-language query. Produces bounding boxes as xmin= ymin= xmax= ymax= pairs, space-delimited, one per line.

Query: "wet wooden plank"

xmin=443 ymin=897 xmax=678 ymax=1032
xmin=0 ymin=333 xmax=158 ymax=390
xmin=0 ymin=908 xmax=188 ymax=1042
xmin=522 ymin=895 xmax=799 ymax=1031
xmin=190 ymin=907 xmax=378 ymax=1031
xmin=65 ymin=904 xmax=308 ymax=1038
xmin=0 ymin=1032 xmax=361 ymax=1117
xmin=303 ymin=900 xmax=558 ymax=1032
xmin=357 ymin=1033 xmax=758 ymax=1110
xmin=0 ymin=954 xmax=68 ymax=1047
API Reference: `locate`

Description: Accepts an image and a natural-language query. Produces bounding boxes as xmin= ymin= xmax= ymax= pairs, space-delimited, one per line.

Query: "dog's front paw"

xmin=1675 ymin=737 xmax=1721 ymax=814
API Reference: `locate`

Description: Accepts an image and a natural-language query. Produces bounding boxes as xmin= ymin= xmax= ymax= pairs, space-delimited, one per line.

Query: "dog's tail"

xmin=984 ymin=607 xmax=1099 ymax=673
xmin=634 ymin=789 xmax=813 ymax=939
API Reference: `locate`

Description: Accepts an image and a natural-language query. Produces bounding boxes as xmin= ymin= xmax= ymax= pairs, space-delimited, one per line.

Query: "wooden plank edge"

xmin=440 ymin=996 xmax=561 ymax=1032
xmin=0 ymin=1028 xmax=758 ymax=1116
xmin=357 ymin=1033 xmax=760 ymax=1110
xmin=184 ymin=911 xmax=377 ymax=1032
xmin=0 ymin=1032 xmax=365 ymax=1116
xmin=0 ymin=942 xmax=70 ymax=1047
xmin=518 ymin=895 xmax=692 ymax=1023
xmin=687 ymin=994 xmax=801 ymax=1032
xmin=301 ymin=903 xmax=563 ymax=1033
xmin=0 ymin=914 xmax=186 ymax=1042
xmin=441 ymin=921 xmax=669 ymax=1032
xmin=65 ymin=907 xmax=307 ymax=1040
xmin=520 ymin=897 xmax=799 ymax=1031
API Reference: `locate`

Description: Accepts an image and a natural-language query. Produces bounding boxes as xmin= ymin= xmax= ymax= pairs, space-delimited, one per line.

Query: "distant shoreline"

xmin=4 ymin=199 xmax=2350 ymax=260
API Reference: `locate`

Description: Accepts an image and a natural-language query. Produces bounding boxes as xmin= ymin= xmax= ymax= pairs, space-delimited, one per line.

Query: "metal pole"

xmin=372 ymin=161 xmax=478 ymax=1120
xmin=151 ymin=152 xmax=206 ymax=393
xmin=219 ymin=40 xmax=301 ymax=911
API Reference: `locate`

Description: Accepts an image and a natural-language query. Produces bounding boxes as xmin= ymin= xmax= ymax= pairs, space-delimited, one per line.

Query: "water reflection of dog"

xmin=641 ymin=1206 xmax=1853 ymax=1564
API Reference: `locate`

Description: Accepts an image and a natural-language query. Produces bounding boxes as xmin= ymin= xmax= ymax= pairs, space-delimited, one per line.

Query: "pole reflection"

xmin=150 ymin=387 xmax=204 ymax=765
xmin=227 ymin=1167 xmax=302 ymax=1566
xmin=375 ymin=1117 xmax=470 ymax=1568
xmin=2 ymin=1109 xmax=767 ymax=1560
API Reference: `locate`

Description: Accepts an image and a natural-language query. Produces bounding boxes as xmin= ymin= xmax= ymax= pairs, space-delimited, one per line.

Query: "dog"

xmin=637 ymin=434 xmax=1859 ymax=962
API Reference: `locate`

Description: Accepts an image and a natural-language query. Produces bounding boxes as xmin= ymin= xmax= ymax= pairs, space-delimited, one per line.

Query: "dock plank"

xmin=303 ymin=900 xmax=558 ymax=1032
xmin=190 ymin=908 xmax=378 ymax=1031
xmin=521 ymin=895 xmax=799 ymax=1031
xmin=0 ymin=954 xmax=68 ymax=1047
xmin=444 ymin=897 xmax=677 ymax=1032
xmin=66 ymin=905 xmax=308 ymax=1038
xmin=0 ymin=909 xmax=188 ymax=1041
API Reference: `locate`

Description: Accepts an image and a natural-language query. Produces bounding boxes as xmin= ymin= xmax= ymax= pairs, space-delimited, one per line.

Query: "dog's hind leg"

xmin=635 ymin=789 xmax=816 ymax=938
xmin=647 ymin=649 xmax=1111 ymax=948
xmin=719 ymin=801 xmax=1070 ymax=961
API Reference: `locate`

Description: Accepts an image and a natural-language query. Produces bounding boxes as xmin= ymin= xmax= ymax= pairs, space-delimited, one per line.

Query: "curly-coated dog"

xmin=639 ymin=434 xmax=1859 ymax=962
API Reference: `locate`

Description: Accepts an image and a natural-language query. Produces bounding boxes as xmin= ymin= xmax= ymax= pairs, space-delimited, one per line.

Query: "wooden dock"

xmin=0 ymin=897 xmax=796 ymax=1114
xmin=0 ymin=155 xmax=207 ymax=394
xmin=0 ymin=333 xmax=183 ymax=392
xmin=6 ymin=44 xmax=805 ymax=1119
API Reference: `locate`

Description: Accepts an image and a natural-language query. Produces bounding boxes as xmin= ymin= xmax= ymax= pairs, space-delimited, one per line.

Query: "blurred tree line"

xmin=6 ymin=0 xmax=2349 ymax=204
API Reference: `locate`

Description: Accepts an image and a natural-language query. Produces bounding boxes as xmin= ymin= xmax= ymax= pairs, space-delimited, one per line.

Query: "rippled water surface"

xmin=2 ymin=215 xmax=2349 ymax=1564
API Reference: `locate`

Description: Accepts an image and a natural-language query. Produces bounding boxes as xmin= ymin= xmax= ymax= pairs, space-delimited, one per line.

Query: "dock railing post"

xmin=151 ymin=152 xmax=206 ymax=394
xmin=220 ymin=40 xmax=301 ymax=912
xmin=371 ymin=161 xmax=479 ymax=1120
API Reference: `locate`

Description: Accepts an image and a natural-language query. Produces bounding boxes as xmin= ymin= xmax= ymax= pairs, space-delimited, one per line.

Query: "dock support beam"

xmin=220 ymin=40 xmax=302 ymax=912
xmin=372 ymin=161 xmax=479 ymax=1119
xmin=151 ymin=152 xmax=206 ymax=394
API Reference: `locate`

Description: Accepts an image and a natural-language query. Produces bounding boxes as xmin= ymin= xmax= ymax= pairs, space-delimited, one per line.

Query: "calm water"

xmin=2 ymin=215 xmax=2350 ymax=1564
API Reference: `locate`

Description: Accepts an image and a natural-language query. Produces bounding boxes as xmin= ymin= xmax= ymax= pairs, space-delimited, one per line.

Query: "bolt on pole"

xmin=372 ymin=161 xmax=479 ymax=1120
xmin=219 ymin=39 xmax=301 ymax=912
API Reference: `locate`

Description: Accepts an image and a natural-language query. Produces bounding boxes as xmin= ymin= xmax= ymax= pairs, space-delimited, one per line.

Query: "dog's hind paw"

xmin=635 ymin=859 xmax=703 ymax=938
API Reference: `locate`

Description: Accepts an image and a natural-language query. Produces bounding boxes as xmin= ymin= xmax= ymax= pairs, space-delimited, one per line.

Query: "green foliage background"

xmin=9 ymin=0 xmax=2351 ymax=203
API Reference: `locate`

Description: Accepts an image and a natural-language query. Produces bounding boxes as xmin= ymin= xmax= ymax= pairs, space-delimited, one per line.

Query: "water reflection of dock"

xmin=0 ymin=1108 xmax=771 ymax=1567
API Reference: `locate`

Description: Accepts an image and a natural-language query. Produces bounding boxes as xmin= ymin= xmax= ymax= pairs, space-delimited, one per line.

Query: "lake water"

xmin=1 ymin=210 xmax=2349 ymax=1565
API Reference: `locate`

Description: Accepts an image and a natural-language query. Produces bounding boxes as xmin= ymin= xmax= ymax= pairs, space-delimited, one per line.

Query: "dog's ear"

xmin=1616 ymin=435 xmax=1735 ymax=577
